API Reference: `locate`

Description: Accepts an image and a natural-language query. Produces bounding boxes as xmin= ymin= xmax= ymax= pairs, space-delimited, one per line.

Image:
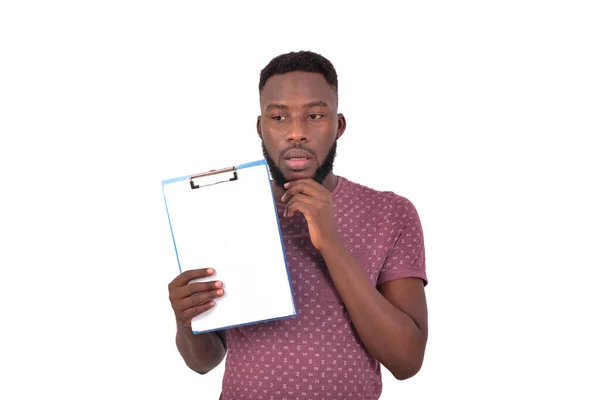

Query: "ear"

xmin=336 ymin=113 xmax=347 ymax=139
xmin=256 ymin=116 xmax=263 ymax=139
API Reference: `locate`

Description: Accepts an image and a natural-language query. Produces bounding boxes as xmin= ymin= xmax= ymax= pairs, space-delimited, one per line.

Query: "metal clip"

xmin=190 ymin=166 xmax=238 ymax=189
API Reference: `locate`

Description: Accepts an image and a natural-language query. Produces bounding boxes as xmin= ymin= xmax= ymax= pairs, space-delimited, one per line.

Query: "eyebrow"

xmin=265 ymin=101 xmax=329 ymax=111
xmin=304 ymin=101 xmax=329 ymax=108
xmin=265 ymin=103 xmax=288 ymax=111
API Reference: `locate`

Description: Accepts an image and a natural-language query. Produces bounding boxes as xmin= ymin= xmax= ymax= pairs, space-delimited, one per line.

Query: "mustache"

xmin=280 ymin=144 xmax=317 ymax=158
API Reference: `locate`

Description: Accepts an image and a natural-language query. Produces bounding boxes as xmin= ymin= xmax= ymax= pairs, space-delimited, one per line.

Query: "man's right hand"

xmin=168 ymin=268 xmax=225 ymax=327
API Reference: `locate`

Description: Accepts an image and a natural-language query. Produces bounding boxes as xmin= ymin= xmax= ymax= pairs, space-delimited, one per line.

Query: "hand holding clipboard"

xmin=162 ymin=160 xmax=297 ymax=334
xmin=168 ymin=267 xmax=224 ymax=328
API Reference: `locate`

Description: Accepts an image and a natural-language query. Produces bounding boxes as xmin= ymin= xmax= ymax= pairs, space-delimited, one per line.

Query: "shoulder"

xmin=338 ymin=176 xmax=420 ymax=217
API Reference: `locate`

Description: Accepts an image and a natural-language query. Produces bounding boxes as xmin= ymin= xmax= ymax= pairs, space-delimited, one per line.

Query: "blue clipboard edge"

xmin=161 ymin=159 xmax=298 ymax=334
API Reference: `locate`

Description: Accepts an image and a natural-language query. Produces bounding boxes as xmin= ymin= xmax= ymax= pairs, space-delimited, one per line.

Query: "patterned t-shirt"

xmin=219 ymin=176 xmax=427 ymax=400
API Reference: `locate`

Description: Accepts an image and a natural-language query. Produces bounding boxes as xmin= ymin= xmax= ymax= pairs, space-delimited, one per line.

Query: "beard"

xmin=262 ymin=140 xmax=338 ymax=189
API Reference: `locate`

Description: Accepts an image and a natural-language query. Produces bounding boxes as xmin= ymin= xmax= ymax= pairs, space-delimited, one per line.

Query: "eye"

xmin=272 ymin=115 xmax=286 ymax=121
xmin=308 ymin=113 xmax=323 ymax=120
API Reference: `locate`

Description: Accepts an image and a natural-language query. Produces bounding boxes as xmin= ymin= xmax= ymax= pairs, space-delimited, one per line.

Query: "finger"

xmin=284 ymin=178 xmax=321 ymax=189
xmin=285 ymin=196 xmax=314 ymax=218
xmin=169 ymin=280 xmax=222 ymax=304
xmin=283 ymin=179 xmax=325 ymax=192
xmin=182 ymin=280 xmax=223 ymax=298
xmin=178 ymin=300 xmax=217 ymax=324
xmin=286 ymin=193 xmax=315 ymax=207
xmin=280 ymin=183 xmax=318 ymax=203
xmin=168 ymin=268 xmax=215 ymax=290
xmin=284 ymin=179 xmax=329 ymax=194
xmin=178 ymin=288 xmax=225 ymax=312
xmin=282 ymin=181 xmax=329 ymax=203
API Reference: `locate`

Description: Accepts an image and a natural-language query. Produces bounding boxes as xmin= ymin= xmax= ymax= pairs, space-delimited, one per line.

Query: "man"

xmin=168 ymin=51 xmax=428 ymax=399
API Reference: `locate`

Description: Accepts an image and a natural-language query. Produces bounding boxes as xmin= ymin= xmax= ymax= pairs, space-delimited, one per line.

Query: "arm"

xmin=281 ymin=179 xmax=428 ymax=379
xmin=176 ymin=326 xmax=227 ymax=375
xmin=320 ymin=244 xmax=428 ymax=379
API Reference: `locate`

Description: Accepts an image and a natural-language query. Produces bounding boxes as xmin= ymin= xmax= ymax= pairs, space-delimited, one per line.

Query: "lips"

xmin=284 ymin=149 xmax=313 ymax=160
xmin=283 ymin=149 xmax=313 ymax=171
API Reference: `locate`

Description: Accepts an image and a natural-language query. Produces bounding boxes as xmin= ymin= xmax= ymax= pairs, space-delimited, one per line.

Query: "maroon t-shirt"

xmin=219 ymin=176 xmax=427 ymax=399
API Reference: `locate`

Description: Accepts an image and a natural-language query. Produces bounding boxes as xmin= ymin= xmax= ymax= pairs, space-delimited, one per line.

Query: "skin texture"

xmin=168 ymin=70 xmax=428 ymax=380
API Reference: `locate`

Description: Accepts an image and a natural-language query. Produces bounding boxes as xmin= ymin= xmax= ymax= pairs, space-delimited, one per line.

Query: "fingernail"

xmin=215 ymin=281 xmax=222 ymax=288
xmin=284 ymin=182 xmax=290 ymax=188
xmin=216 ymin=289 xmax=224 ymax=296
xmin=207 ymin=268 xmax=214 ymax=274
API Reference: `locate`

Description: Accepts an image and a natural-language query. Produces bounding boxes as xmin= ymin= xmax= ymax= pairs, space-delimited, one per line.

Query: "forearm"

xmin=175 ymin=323 xmax=226 ymax=375
xmin=320 ymin=241 xmax=426 ymax=378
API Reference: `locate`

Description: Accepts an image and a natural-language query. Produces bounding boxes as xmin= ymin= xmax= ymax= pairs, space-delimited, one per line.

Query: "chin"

xmin=284 ymin=169 xmax=315 ymax=181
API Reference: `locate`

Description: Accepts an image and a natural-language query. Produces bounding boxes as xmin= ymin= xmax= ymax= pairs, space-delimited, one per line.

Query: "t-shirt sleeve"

xmin=377 ymin=195 xmax=428 ymax=286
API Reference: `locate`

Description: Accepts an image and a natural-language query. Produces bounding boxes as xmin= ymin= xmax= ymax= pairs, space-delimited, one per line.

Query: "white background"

xmin=1 ymin=1 xmax=599 ymax=399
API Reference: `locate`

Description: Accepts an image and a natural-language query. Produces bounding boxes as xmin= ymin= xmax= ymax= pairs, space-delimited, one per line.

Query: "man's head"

xmin=257 ymin=51 xmax=346 ymax=189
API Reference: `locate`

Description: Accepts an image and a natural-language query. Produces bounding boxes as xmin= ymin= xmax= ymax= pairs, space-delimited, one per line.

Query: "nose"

xmin=285 ymin=117 xmax=309 ymax=143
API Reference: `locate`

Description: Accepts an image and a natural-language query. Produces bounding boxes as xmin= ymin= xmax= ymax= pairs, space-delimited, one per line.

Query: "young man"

xmin=168 ymin=51 xmax=428 ymax=399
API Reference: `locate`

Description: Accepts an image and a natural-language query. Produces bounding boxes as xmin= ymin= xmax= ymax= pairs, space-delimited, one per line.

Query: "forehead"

xmin=260 ymin=71 xmax=336 ymax=108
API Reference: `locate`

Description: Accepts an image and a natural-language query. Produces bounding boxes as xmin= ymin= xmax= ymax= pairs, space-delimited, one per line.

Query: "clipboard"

xmin=161 ymin=159 xmax=297 ymax=334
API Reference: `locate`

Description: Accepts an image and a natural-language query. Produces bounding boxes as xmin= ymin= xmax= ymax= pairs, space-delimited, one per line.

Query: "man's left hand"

xmin=280 ymin=179 xmax=341 ymax=252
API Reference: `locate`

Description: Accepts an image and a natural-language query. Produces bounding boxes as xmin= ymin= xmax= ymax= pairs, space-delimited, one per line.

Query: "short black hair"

xmin=259 ymin=50 xmax=338 ymax=95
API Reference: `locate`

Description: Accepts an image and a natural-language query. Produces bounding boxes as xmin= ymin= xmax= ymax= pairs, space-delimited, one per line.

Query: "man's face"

xmin=257 ymin=71 xmax=346 ymax=188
